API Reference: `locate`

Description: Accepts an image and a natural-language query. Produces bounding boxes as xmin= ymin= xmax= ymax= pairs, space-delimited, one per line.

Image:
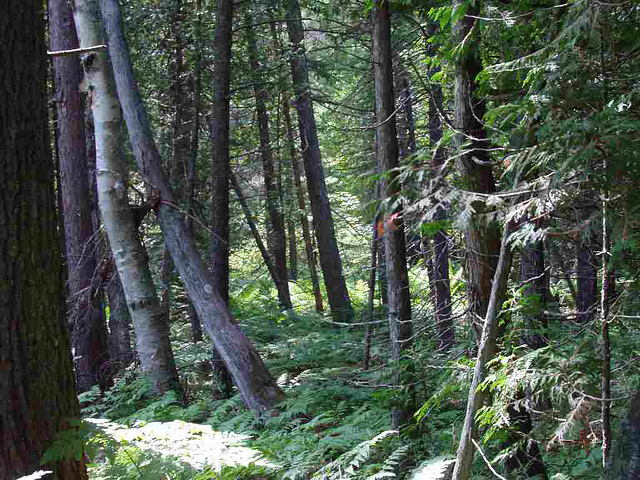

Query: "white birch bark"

xmin=72 ymin=0 xmax=180 ymax=394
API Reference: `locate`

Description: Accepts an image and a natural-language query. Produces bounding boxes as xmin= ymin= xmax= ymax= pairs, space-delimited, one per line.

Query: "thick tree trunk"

xmin=286 ymin=0 xmax=354 ymax=323
xmin=246 ymin=11 xmax=292 ymax=310
xmin=99 ymin=0 xmax=285 ymax=415
xmin=0 ymin=1 xmax=87 ymax=476
xmin=50 ymin=0 xmax=110 ymax=394
xmin=452 ymin=228 xmax=514 ymax=480
xmin=373 ymin=0 xmax=413 ymax=429
xmin=73 ymin=0 xmax=181 ymax=395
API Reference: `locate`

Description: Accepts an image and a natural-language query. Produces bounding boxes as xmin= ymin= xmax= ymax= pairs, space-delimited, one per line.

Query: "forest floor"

xmin=87 ymin=418 xmax=279 ymax=476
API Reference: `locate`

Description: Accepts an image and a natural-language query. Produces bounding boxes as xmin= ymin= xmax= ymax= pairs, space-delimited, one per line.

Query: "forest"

xmin=1 ymin=0 xmax=640 ymax=478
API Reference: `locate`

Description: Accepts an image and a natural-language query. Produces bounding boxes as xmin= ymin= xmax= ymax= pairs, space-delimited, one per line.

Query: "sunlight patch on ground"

xmin=87 ymin=418 xmax=279 ymax=471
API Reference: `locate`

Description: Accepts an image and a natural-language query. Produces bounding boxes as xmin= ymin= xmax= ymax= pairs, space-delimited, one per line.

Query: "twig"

xmin=471 ymin=439 xmax=507 ymax=480
xmin=47 ymin=45 xmax=106 ymax=57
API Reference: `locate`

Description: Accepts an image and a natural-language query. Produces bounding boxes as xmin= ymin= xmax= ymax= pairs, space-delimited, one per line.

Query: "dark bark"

xmin=246 ymin=11 xmax=292 ymax=310
xmin=105 ymin=266 xmax=135 ymax=371
xmin=0 ymin=1 xmax=87 ymax=476
xmin=519 ymin=239 xmax=549 ymax=349
xmin=208 ymin=0 xmax=233 ymax=310
xmin=100 ymin=0 xmax=285 ymax=415
xmin=363 ymin=217 xmax=379 ymax=371
xmin=373 ymin=0 xmax=413 ymax=429
xmin=576 ymin=234 xmax=598 ymax=323
xmin=286 ymin=0 xmax=354 ymax=323
xmin=428 ymin=63 xmax=454 ymax=352
xmin=502 ymin=391 xmax=548 ymax=479
xmin=50 ymin=0 xmax=110 ymax=394
xmin=284 ymin=90 xmax=324 ymax=312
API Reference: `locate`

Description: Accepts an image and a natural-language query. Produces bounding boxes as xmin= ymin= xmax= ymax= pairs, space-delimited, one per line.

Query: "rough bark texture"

xmin=99 ymin=0 xmax=285 ymax=415
xmin=74 ymin=0 xmax=181 ymax=395
xmin=209 ymin=0 xmax=233 ymax=309
xmin=453 ymin=0 xmax=502 ymax=341
xmin=246 ymin=11 xmax=292 ymax=311
xmin=0 ymin=2 xmax=88 ymax=477
xmin=50 ymin=0 xmax=111 ymax=394
xmin=373 ymin=0 xmax=414 ymax=429
xmin=286 ymin=0 xmax=354 ymax=323
xmin=576 ymin=234 xmax=598 ymax=323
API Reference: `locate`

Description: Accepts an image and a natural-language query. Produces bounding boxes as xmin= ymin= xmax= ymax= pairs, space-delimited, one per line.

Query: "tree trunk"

xmin=73 ymin=0 xmax=181 ymax=395
xmin=363 ymin=217 xmax=379 ymax=371
xmin=0 ymin=1 xmax=87 ymax=476
xmin=105 ymin=264 xmax=135 ymax=371
xmin=50 ymin=0 xmax=111 ymax=393
xmin=428 ymin=60 xmax=454 ymax=352
xmin=453 ymin=0 xmax=502 ymax=342
xmin=99 ymin=0 xmax=285 ymax=415
xmin=373 ymin=0 xmax=413 ymax=429
xmin=284 ymin=90 xmax=324 ymax=312
xmin=286 ymin=0 xmax=354 ymax=323
xmin=246 ymin=10 xmax=292 ymax=311
xmin=576 ymin=233 xmax=598 ymax=323
xmin=520 ymin=238 xmax=549 ymax=349
xmin=209 ymin=0 xmax=233 ymax=310
xmin=451 ymin=228 xmax=514 ymax=480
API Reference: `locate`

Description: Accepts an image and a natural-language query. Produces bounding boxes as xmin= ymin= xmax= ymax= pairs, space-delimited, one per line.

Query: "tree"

xmin=372 ymin=0 xmax=414 ymax=428
xmin=245 ymin=8 xmax=293 ymax=311
xmin=99 ymin=0 xmax=285 ymax=415
xmin=73 ymin=0 xmax=181 ymax=395
xmin=0 ymin=1 xmax=87 ymax=477
xmin=50 ymin=0 xmax=110 ymax=394
xmin=208 ymin=0 xmax=235 ymax=397
xmin=286 ymin=0 xmax=354 ymax=323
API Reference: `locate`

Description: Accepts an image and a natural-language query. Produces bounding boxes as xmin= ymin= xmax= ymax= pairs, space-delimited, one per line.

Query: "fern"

xmin=311 ymin=430 xmax=399 ymax=480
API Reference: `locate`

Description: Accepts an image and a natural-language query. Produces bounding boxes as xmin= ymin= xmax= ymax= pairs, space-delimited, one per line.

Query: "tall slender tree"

xmin=285 ymin=0 xmax=354 ymax=323
xmin=372 ymin=0 xmax=413 ymax=428
xmin=0 ymin=1 xmax=87 ymax=476
xmin=246 ymin=9 xmax=292 ymax=310
xmin=50 ymin=0 xmax=110 ymax=393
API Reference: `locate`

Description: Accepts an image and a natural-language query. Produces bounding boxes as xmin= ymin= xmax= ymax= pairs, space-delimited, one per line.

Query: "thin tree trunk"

xmin=73 ymin=0 xmax=181 ymax=396
xmin=428 ymin=60 xmax=454 ymax=352
xmin=245 ymin=10 xmax=292 ymax=310
xmin=373 ymin=0 xmax=413 ymax=429
xmin=452 ymin=227 xmax=514 ymax=480
xmin=105 ymin=264 xmax=135 ymax=370
xmin=0 ymin=0 xmax=87 ymax=475
xmin=284 ymin=90 xmax=324 ymax=312
xmin=364 ymin=217 xmax=379 ymax=371
xmin=209 ymin=0 xmax=232 ymax=309
xmin=99 ymin=0 xmax=285 ymax=415
xmin=286 ymin=0 xmax=353 ymax=323
xmin=230 ymin=171 xmax=287 ymax=299
xmin=601 ymin=175 xmax=611 ymax=475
